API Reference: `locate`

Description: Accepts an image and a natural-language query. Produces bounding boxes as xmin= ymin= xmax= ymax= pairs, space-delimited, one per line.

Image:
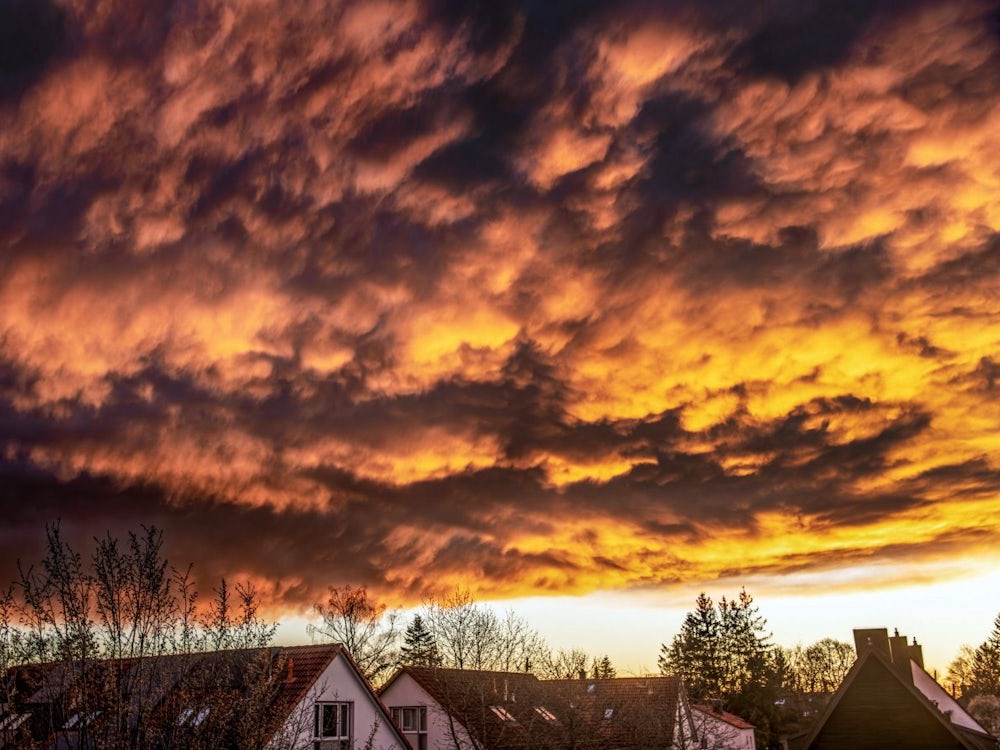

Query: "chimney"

xmin=853 ymin=628 xmax=890 ymax=658
xmin=285 ymin=658 xmax=295 ymax=683
xmin=578 ymin=669 xmax=587 ymax=680
xmin=909 ymin=638 xmax=924 ymax=669
xmin=888 ymin=632 xmax=913 ymax=682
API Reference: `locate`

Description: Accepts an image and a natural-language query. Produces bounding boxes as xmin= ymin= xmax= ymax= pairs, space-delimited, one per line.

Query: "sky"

xmin=2 ymin=0 xmax=1000 ymax=676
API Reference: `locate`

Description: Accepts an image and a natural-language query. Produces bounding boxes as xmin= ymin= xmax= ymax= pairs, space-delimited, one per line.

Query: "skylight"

xmin=534 ymin=706 xmax=558 ymax=722
xmin=490 ymin=705 xmax=516 ymax=722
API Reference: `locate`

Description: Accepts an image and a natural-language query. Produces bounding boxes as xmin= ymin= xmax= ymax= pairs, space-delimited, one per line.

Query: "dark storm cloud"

xmin=1 ymin=0 xmax=1000 ymax=605
xmin=0 ymin=0 xmax=68 ymax=102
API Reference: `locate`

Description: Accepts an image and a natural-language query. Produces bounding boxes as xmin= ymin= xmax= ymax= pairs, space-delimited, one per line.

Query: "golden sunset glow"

xmin=2 ymin=0 xmax=1000 ymax=669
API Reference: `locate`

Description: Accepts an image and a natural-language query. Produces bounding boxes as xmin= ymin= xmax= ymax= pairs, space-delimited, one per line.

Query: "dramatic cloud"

xmin=2 ymin=0 xmax=1000 ymax=618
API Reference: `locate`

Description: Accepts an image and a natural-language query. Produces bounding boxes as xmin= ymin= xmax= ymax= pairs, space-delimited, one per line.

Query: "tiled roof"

xmin=693 ymin=703 xmax=755 ymax=730
xmin=398 ymin=667 xmax=568 ymax=750
xmin=385 ymin=669 xmax=691 ymax=750
xmin=2 ymin=643 xmax=411 ymax=750
xmin=547 ymin=676 xmax=685 ymax=748
xmin=275 ymin=643 xmax=343 ymax=708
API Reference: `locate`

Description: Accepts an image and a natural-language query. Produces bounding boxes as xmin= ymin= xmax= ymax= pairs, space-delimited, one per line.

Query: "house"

xmin=2 ymin=644 xmax=409 ymax=750
xmin=546 ymin=676 xmax=699 ymax=749
xmin=692 ymin=702 xmax=756 ymax=750
xmin=380 ymin=667 xmax=567 ymax=750
xmin=789 ymin=628 xmax=1000 ymax=750
xmin=380 ymin=667 xmax=701 ymax=750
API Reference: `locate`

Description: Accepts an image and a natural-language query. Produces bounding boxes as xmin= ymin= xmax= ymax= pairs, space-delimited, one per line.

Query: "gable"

xmin=809 ymin=656 xmax=969 ymax=750
xmin=278 ymin=649 xmax=409 ymax=750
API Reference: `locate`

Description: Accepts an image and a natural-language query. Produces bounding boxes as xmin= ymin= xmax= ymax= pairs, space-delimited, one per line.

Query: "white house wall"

xmin=691 ymin=710 xmax=755 ymax=750
xmin=381 ymin=673 xmax=476 ymax=750
xmin=280 ymin=655 xmax=406 ymax=750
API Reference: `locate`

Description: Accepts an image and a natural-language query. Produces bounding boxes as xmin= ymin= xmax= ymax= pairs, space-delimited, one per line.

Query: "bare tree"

xmin=784 ymin=638 xmax=854 ymax=694
xmin=947 ymin=644 xmax=978 ymax=698
xmin=538 ymin=647 xmax=590 ymax=679
xmin=1 ymin=523 xmax=294 ymax=750
xmin=421 ymin=590 xmax=548 ymax=674
xmin=968 ymin=694 xmax=1000 ymax=738
xmin=309 ymin=584 xmax=400 ymax=686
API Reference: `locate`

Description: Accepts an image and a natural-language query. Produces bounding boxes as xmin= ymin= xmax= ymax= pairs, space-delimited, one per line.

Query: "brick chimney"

xmin=888 ymin=630 xmax=914 ymax=683
xmin=853 ymin=628 xmax=916 ymax=684
xmin=853 ymin=628 xmax=891 ymax=658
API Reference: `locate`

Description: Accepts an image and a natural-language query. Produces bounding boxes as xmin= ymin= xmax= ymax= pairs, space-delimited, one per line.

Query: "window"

xmin=391 ymin=706 xmax=428 ymax=750
xmin=534 ymin=706 xmax=558 ymax=722
xmin=490 ymin=705 xmax=516 ymax=722
xmin=0 ymin=708 xmax=29 ymax=735
xmin=64 ymin=710 xmax=100 ymax=730
xmin=177 ymin=707 xmax=211 ymax=727
xmin=314 ymin=702 xmax=352 ymax=750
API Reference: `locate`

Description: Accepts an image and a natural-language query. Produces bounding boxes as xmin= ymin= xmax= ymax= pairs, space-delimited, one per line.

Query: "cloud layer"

xmin=2 ymin=0 xmax=1000 ymax=613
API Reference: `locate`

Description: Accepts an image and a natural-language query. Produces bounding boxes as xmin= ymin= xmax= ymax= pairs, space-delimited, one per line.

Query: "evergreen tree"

xmin=400 ymin=614 xmax=440 ymax=667
xmin=971 ymin=613 xmax=1000 ymax=695
xmin=717 ymin=589 xmax=773 ymax=695
xmin=658 ymin=592 xmax=722 ymax=699
xmin=659 ymin=589 xmax=780 ymax=748
xmin=592 ymin=654 xmax=616 ymax=679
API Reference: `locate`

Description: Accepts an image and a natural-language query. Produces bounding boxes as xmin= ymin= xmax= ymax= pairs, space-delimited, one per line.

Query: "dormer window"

xmin=534 ymin=706 xmax=558 ymax=722
xmin=490 ymin=705 xmax=516 ymax=722
xmin=64 ymin=710 xmax=100 ymax=729
xmin=178 ymin=707 xmax=211 ymax=726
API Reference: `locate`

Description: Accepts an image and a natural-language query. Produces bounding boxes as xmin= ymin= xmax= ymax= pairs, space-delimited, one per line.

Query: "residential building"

xmin=1 ymin=644 xmax=408 ymax=750
xmin=692 ymin=702 xmax=756 ymax=750
xmin=547 ymin=676 xmax=699 ymax=749
xmin=380 ymin=667 xmax=702 ymax=750
xmin=789 ymin=628 xmax=1000 ymax=750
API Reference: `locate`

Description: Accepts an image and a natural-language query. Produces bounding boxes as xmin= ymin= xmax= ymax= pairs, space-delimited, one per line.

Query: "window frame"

xmin=390 ymin=706 xmax=428 ymax=750
xmin=314 ymin=701 xmax=353 ymax=741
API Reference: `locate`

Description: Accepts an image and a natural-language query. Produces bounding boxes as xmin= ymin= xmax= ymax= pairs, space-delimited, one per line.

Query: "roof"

xmin=386 ymin=667 xmax=568 ymax=750
xmin=276 ymin=643 xmax=344 ymax=708
xmin=795 ymin=646 xmax=1000 ymax=750
xmin=692 ymin=703 xmax=755 ymax=730
xmin=383 ymin=668 xmax=697 ymax=749
xmin=547 ymin=676 xmax=691 ymax=748
xmin=4 ymin=643 xmax=409 ymax=750
xmin=22 ymin=645 xmax=341 ymax=712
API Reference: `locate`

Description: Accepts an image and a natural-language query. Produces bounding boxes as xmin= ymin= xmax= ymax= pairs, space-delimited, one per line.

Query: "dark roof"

xmin=22 ymin=644 xmax=340 ymax=712
xmin=547 ymin=676 xmax=693 ymax=748
xmin=795 ymin=646 xmax=1000 ymax=750
xmin=383 ymin=668 xmax=694 ymax=750
xmin=4 ymin=643 xmax=409 ymax=750
xmin=387 ymin=667 xmax=567 ymax=750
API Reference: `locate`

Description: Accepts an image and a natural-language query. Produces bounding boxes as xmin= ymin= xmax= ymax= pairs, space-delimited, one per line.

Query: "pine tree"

xmin=592 ymin=654 xmax=616 ymax=679
xmin=971 ymin=613 xmax=1000 ymax=695
xmin=658 ymin=592 xmax=721 ymax=700
xmin=400 ymin=614 xmax=440 ymax=667
xmin=717 ymin=589 xmax=773 ymax=695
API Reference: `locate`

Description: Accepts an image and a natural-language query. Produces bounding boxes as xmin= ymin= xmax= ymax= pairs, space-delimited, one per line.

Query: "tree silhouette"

xmin=400 ymin=614 xmax=440 ymax=667
xmin=308 ymin=584 xmax=400 ymax=686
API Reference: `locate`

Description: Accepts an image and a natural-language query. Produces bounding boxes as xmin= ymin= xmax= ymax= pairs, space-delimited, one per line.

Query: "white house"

xmin=275 ymin=644 xmax=411 ymax=750
xmin=692 ymin=703 xmax=756 ymax=750
xmin=3 ymin=644 xmax=409 ymax=750
xmin=379 ymin=667 xmax=553 ymax=750
xmin=381 ymin=667 xmax=703 ymax=750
